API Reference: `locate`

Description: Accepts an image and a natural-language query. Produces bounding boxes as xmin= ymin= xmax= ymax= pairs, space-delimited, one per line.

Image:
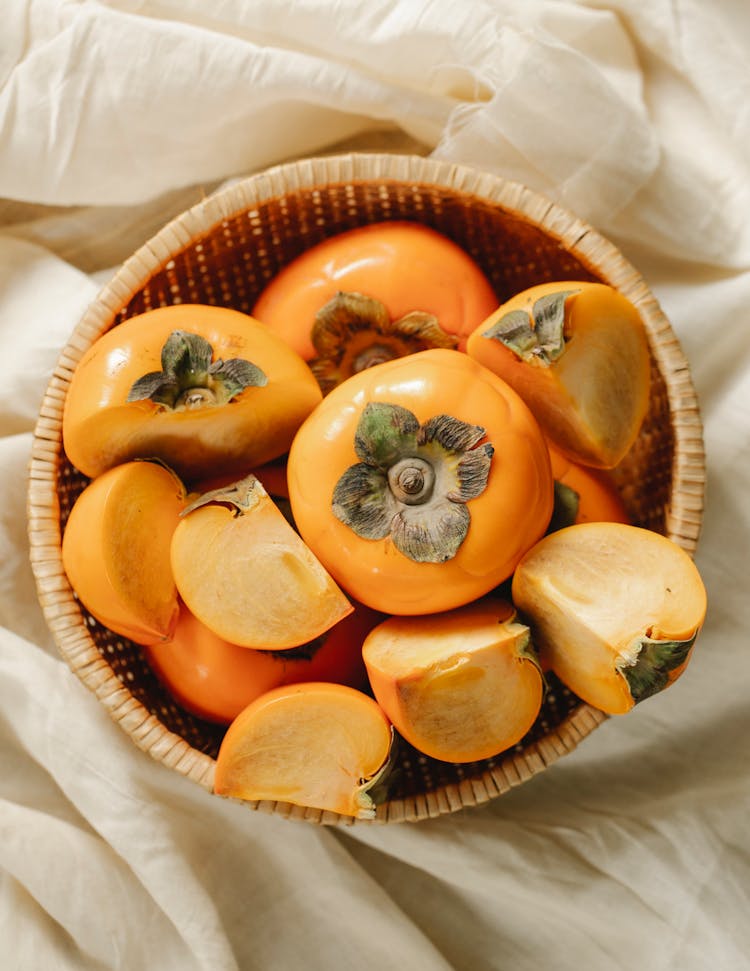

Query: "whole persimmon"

xmin=287 ymin=348 xmax=554 ymax=615
xmin=546 ymin=442 xmax=630 ymax=530
xmin=146 ymin=601 xmax=381 ymax=724
xmin=62 ymin=304 xmax=322 ymax=482
xmin=252 ymin=221 xmax=498 ymax=392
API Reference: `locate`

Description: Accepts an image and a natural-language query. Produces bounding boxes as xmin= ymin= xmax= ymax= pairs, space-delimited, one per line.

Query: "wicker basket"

xmin=27 ymin=153 xmax=705 ymax=824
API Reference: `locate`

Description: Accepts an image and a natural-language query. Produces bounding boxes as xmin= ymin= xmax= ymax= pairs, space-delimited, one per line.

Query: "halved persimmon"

xmin=252 ymin=221 xmax=498 ymax=391
xmin=145 ymin=601 xmax=380 ymax=724
xmin=61 ymin=460 xmax=186 ymax=645
xmin=62 ymin=304 xmax=322 ymax=481
xmin=214 ymin=682 xmax=393 ymax=819
xmin=363 ymin=598 xmax=543 ymax=762
xmin=170 ymin=475 xmax=353 ymax=649
xmin=467 ymin=282 xmax=651 ymax=468
xmin=511 ymin=522 xmax=708 ymax=714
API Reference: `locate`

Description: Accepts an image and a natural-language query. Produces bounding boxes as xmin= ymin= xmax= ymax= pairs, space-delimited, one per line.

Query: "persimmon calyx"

xmin=482 ymin=290 xmax=579 ymax=365
xmin=127 ymin=329 xmax=268 ymax=410
xmin=354 ymin=730 xmax=395 ymax=819
xmin=181 ymin=473 xmax=265 ymax=517
xmin=311 ymin=291 xmax=457 ymax=394
xmin=547 ymin=480 xmax=580 ymax=533
xmin=332 ymin=401 xmax=494 ymax=563
xmin=618 ymin=631 xmax=698 ymax=704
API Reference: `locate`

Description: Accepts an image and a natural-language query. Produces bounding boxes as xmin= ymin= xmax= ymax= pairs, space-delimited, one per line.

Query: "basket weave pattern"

xmin=27 ymin=154 xmax=705 ymax=824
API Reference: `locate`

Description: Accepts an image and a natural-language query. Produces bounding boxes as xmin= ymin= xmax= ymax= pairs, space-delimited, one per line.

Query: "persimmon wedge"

xmin=61 ymin=460 xmax=186 ymax=645
xmin=214 ymin=683 xmax=393 ymax=819
xmin=146 ymin=602 xmax=379 ymax=724
xmin=62 ymin=304 xmax=322 ymax=481
xmin=363 ymin=599 xmax=544 ymax=762
xmin=511 ymin=522 xmax=708 ymax=715
xmin=170 ymin=475 xmax=353 ymax=649
xmin=467 ymin=282 xmax=651 ymax=468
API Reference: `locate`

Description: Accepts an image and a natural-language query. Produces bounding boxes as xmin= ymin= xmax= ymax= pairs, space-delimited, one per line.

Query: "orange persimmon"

xmin=363 ymin=598 xmax=543 ymax=763
xmin=62 ymin=304 xmax=322 ymax=481
xmin=287 ymin=348 xmax=554 ymax=615
xmin=145 ymin=602 xmax=380 ymax=724
xmin=466 ymin=282 xmax=651 ymax=468
xmin=170 ymin=475 xmax=353 ymax=649
xmin=214 ymin=682 xmax=393 ymax=818
xmin=252 ymin=221 xmax=498 ymax=391
xmin=511 ymin=522 xmax=708 ymax=714
xmin=61 ymin=460 xmax=186 ymax=645
xmin=547 ymin=442 xmax=629 ymax=529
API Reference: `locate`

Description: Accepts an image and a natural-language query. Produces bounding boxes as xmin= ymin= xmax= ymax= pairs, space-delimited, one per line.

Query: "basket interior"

xmin=53 ymin=175 xmax=675 ymax=806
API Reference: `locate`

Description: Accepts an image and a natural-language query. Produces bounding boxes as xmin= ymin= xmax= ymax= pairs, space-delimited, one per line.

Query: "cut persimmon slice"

xmin=61 ymin=460 xmax=185 ymax=645
xmin=170 ymin=475 xmax=353 ymax=649
xmin=214 ymin=682 xmax=393 ymax=818
xmin=362 ymin=598 xmax=544 ymax=762
xmin=511 ymin=522 xmax=708 ymax=715
xmin=467 ymin=282 xmax=651 ymax=468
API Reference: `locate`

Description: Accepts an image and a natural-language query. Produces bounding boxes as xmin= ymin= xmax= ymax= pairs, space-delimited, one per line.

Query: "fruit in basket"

xmin=287 ymin=348 xmax=554 ymax=615
xmin=170 ymin=474 xmax=352 ymax=649
xmin=511 ymin=522 xmax=708 ymax=715
xmin=363 ymin=599 xmax=544 ymax=762
xmin=62 ymin=304 xmax=322 ymax=482
xmin=466 ymin=282 xmax=651 ymax=468
xmin=145 ymin=601 xmax=381 ymax=724
xmin=61 ymin=460 xmax=186 ymax=645
xmin=546 ymin=442 xmax=629 ymax=531
xmin=252 ymin=221 xmax=498 ymax=389
xmin=214 ymin=682 xmax=393 ymax=818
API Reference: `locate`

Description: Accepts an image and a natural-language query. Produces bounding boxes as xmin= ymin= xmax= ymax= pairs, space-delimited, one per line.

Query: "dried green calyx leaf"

xmin=311 ymin=291 xmax=457 ymax=395
xmin=127 ymin=329 xmax=267 ymax=410
xmin=181 ymin=474 xmax=265 ymax=518
xmin=332 ymin=402 xmax=493 ymax=564
xmin=547 ymin=480 xmax=581 ymax=533
xmin=482 ymin=289 xmax=580 ymax=365
xmin=619 ymin=631 xmax=698 ymax=704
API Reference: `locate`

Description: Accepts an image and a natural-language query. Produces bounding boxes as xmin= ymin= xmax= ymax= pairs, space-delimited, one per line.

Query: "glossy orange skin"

xmin=145 ymin=602 xmax=381 ymax=724
xmin=252 ymin=221 xmax=498 ymax=359
xmin=62 ymin=304 xmax=322 ymax=482
xmin=287 ymin=349 xmax=554 ymax=615
xmin=547 ymin=443 xmax=630 ymax=525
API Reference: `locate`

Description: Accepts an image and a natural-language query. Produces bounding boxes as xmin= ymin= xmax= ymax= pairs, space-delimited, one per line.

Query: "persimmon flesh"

xmin=214 ymin=682 xmax=393 ymax=819
xmin=61 ymin=460 xmax=185 ymax=645
xmin=170 ymin=475 xmax=353 ymax=649
xmin=363 ymin=599 xmax=543 ymax=762
xmin=511 ymin=522 xmax=708 ymax=714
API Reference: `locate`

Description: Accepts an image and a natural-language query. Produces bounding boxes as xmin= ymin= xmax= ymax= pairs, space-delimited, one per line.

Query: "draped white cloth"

xmin=2 ymin=2 xmax=749 ymax=968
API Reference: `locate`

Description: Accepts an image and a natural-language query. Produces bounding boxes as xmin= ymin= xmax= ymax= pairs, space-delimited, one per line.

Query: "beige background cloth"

xmin=2 ymin=2 xmax=749 ymax=968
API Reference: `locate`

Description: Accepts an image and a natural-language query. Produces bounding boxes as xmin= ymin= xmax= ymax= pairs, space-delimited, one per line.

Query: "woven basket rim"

xmin=26 ymin=152 xmax=705 ymax=824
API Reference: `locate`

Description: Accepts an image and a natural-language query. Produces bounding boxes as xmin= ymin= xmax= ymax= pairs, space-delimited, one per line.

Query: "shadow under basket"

xmin=27 ymin=153 xmax=706 ymax=825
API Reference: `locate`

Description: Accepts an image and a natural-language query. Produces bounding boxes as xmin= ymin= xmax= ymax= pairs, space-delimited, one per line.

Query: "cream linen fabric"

xmin=2 ymin=2 xmax=749 ymax=968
